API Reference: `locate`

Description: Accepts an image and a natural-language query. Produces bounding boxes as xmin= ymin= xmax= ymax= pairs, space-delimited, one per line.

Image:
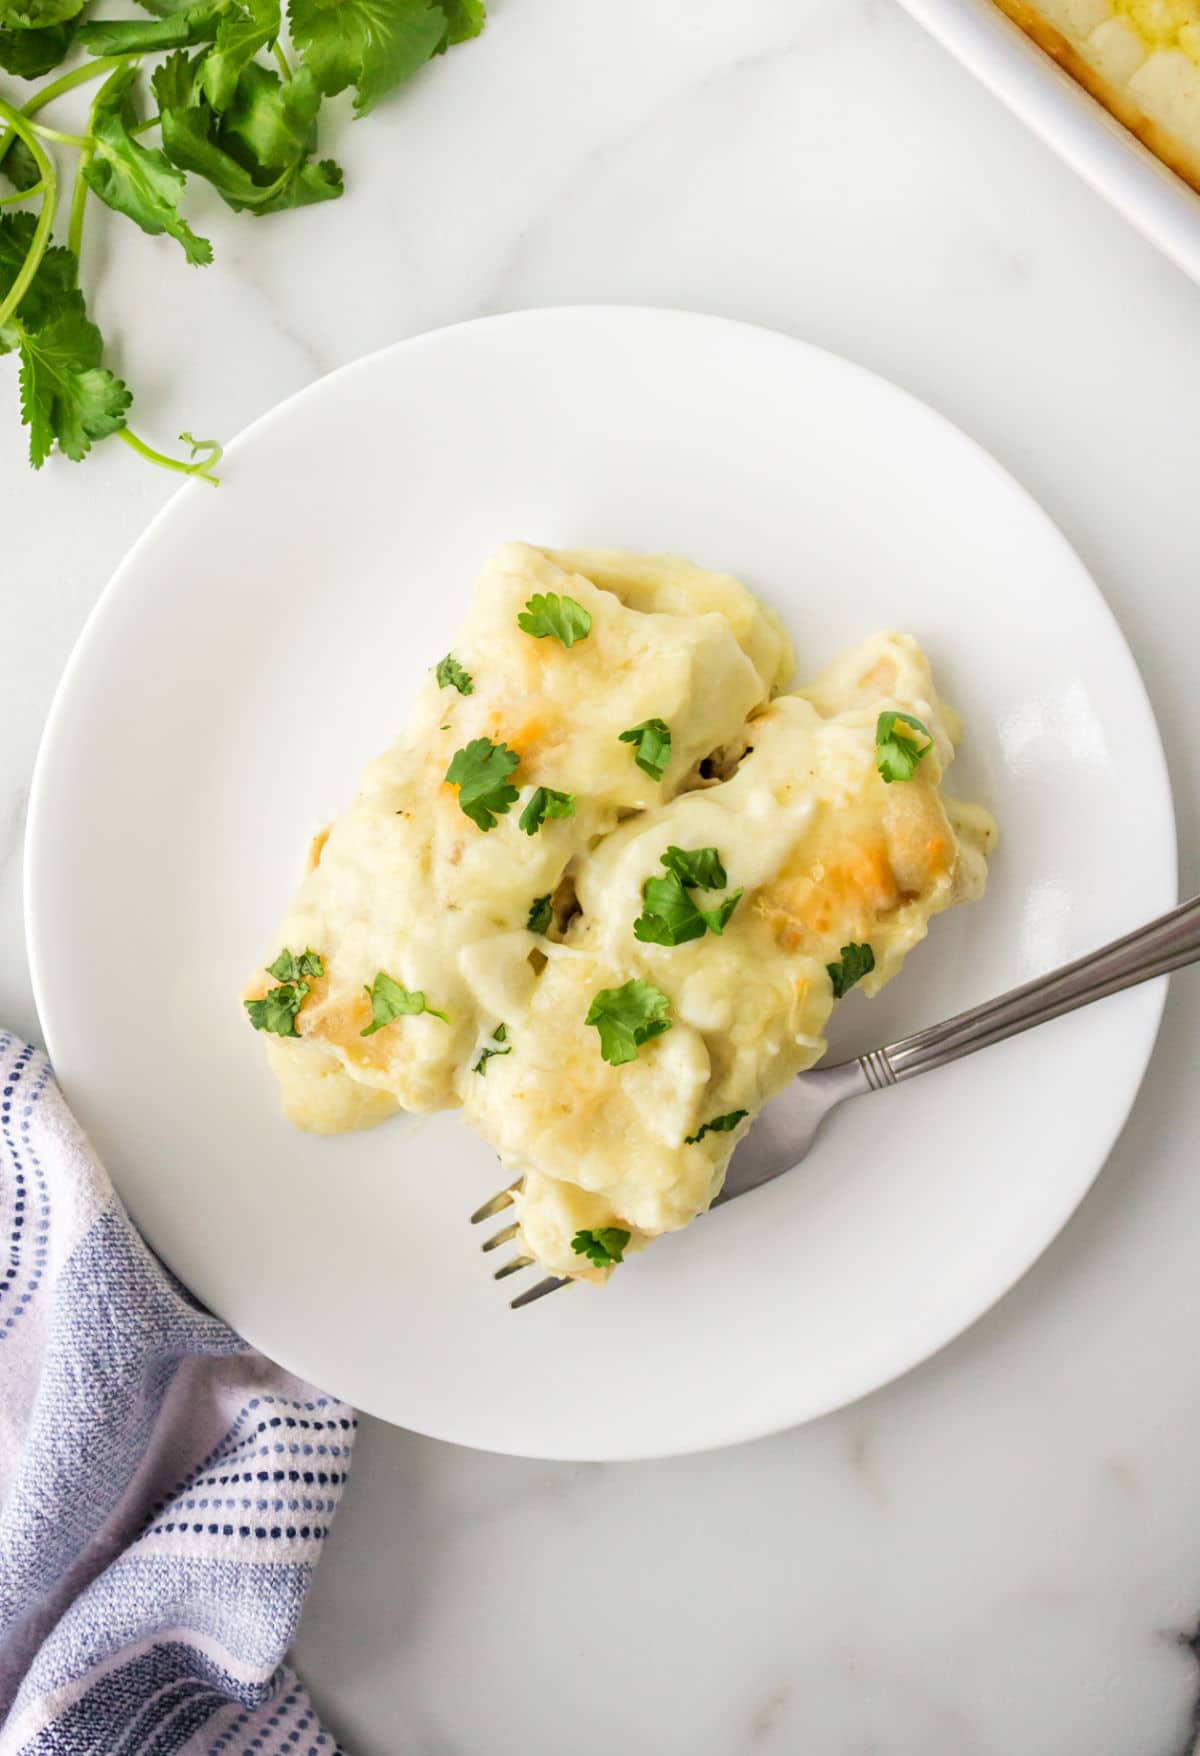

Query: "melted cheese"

xmin=248 ymin=550 xmax=995 ymax=1285
xmin=466 ymin=635 xmax=994 ymax=1279
xmin=249 ymin=543 xmax=788 ymax=1127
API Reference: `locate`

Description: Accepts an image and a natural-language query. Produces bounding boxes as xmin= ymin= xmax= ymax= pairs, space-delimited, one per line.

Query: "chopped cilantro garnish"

xmin=571 ymin=1226 xmax=631 ymax=1269
xmin=435 ymin=653 xmax=473 ymax=696
xmin=245 ymin=946 xmax=324 ymax=1037
xmin=618 ymin=717 xmax=671 ymax=782
xmin=266 ymin=947 xmax=324 ymax=982
xmin=875 ymin=711 xmax=933 ymax=784
xmin=361 ymin=971 xmax=449 ymax=1036
xmin=518 ymin=786 xmax=576 ymax=835
xmin=685 ymin=1109 xmax=748 ymax=1145
xmin=444 ymin=737 xmax=520 ymax=831
xmin=527 ymin=894 xmax=553 ymax=935
xmin=660 ymin=845 xmax=727 ymax=890
xmin=245 ymin=983 xmax=308 ymax=1037
xmin=517 ymin=592 xmax=591 ymax=647
xmin=827 ymin=942 xmax=875 ymax=999
xmin=633 ymin=861 xmax=742 ymax=948
xmin=472 ymin=1022 xmax=510 ymax=1075
xmin=585 ymin=977 xmax=672 ymax=1066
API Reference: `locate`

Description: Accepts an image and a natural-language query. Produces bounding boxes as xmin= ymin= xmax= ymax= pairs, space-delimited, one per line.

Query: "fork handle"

xmin=859 ymin=894 xmax=1200 ymax=1089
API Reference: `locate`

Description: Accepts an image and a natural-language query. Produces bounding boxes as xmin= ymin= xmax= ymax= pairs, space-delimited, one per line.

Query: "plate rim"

xmin=24 ymin=305 xmax=1178 ymax=1458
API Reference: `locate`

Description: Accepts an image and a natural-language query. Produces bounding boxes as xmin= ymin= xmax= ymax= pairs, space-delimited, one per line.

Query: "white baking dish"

xmin=898 ymin=0 xmax=1200 ymax=286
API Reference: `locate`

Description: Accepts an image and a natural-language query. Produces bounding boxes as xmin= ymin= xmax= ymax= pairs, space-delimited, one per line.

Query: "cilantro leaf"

xmin=1 ymin=136 xmax=42 ymax=192
xmin=702 ymin=889 xmax=742 ymax=934
xmin=199 ymin=0 xmax=279 ymax=109
xmin=527 ymin=893 xmax=552 ymax=935
xmin=82 ymin=64 xmax=213 ymax=264
xmin=78 ymin=4 xmax=221 ymax=53
xmin=517 ymin=591 xmax=591 ymax=648
xmin=0 ymin=213 xmax=76 ymax=340
xmin=245 ymin=980 xmax=310 ymax=1036
xmin=585 ymin=977 xmax=671 ymax=1066
xmin=221 ymin=57 xmax=314 ymax=164
xmin=18 ymin=309 xmax=131 ymax=465
xmin=361 ymin=970 xmax=450 ymax=1035
xmin=288 ymin=0 xmax=451 ymax=117
xmin=633 ymin=870 xmax=742 ymax=947
xmin=444 ymin=736 xmax=519 ymax=831
xmin=827 ymin=942 xmax=875 ymax=1000
xmin=633 ymin=872 xmax=708 ymax=948
xmin=150 ymin=45 xmax=200 ymax=109
xmin=0 ymin=16 xmax=77 ymax=76
xmin=660 ymin=845 xmax=726 ymax=890
xmin=158 ymin=59 xmax=343 ymax=213
xmin=435 ymin=652 xmax=472 ymax=695
xmin=684 ymin=1109 xmax=748 ymax=1145
xmin=0 ymin=0 xmax=82 ymax=28
xmin=132 ymin=0 xmax=202 ymax=18
xmin=518 ymin=786 xmax=575 ymax=836
xmin=571 ymin=1226 xmax=630 ymax=1269
xmin=440 ymin=0 xmax=482 ymax=39
xmin=472 ymin=1022 xmax=510 ymax=1075
xmin=0 ymin=214 xmax=130 ymax=467
xmin=618 ymin=717 xmax=670 ymax=782
xmin=875 ymin=711 xmax=933 ymax=784
xmin=266 ymin=946 xmax=324 ymax=982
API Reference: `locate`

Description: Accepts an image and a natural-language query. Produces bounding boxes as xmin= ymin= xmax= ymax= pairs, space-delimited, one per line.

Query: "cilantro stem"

xmin=0 ymin=57 xmax=125 ymax=176
xmin=118 ymin=427 xmax=223 ymax=486
xmin=67 ymin=155 xmax=90 ymax=264
xmin=67 ymin=71 xmax=114 ymax=269
xmin=0 ymin=96 xmax=56 ymax=334
xmin=17 ymin=56 xmax=125 ymax=115
xmin=271 ymin=39 xmax=292 ymax=81
xmin=0 ymin=182 xmax=43 ymax=207
xmin=22 ymin=120 xmax=91 ymax=150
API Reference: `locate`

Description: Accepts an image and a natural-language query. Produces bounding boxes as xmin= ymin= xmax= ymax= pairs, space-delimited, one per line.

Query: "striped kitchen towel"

xmin=0 ymin=1032 xmax=352 ymax=1756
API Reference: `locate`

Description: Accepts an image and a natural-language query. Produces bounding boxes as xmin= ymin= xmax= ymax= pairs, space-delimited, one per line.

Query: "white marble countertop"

xmin=5 ymin=0 xmax=1200 ymax=1749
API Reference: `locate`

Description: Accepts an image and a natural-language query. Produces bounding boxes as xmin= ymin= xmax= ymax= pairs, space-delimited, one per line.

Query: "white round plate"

xmin=27 ymin=307 xmax=1175 ymax=1461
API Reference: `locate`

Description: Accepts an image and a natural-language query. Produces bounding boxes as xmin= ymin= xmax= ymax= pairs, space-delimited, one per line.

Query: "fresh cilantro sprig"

xmin=586 ymin=977 xmax=671 ymax=1066
xmin=517 ymin=591 xmax=591 ymax=648
xmin=0 ymin=0 xmax=484 ymax=472
xmin=684 ymin=1109 xmax=747 ymax=1145
xmin=875 ymin=711 xmax=932 ymax=784
xmin=571 ymin=1226 xmax=630 ymax=1269
xmin=444 ymin=736 xmax=519 ymax=831
xmin=618 ymin=717 xmax=670 ymax=782
xmin=244 ymin=945 xmax=324 ymax=1036
xmin=435 ymin=652 xmax=473 ymax=695
xmin=361 ymin=970 xmax=449 ymax=1036
xmin=518 ymin=785 xmax=575 ymax=835
xmin=827 ymin=942 xmax=875 ymax=999
xmin=471 ymin=1021 xmax=510 ymax=1075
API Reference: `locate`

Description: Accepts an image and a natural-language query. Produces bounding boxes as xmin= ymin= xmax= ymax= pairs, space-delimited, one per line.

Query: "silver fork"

xmin=472 ymin=893 xmax=1200 ymax=1308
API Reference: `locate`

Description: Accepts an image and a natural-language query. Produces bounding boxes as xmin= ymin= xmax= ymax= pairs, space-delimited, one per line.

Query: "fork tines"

xmin=470 ymin=1176 xmax=571 ymax=1307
